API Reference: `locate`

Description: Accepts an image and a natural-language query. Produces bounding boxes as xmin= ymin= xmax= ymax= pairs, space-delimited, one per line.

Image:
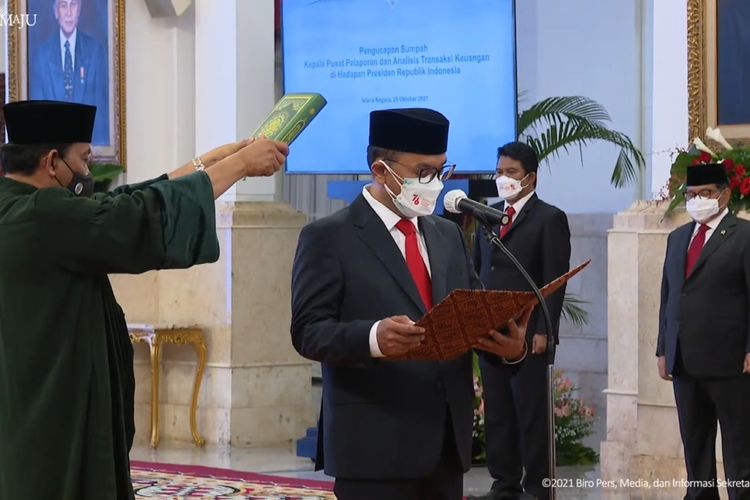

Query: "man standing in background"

xmin=657 ymin=163 xmax=750 ymax=500
xmin=471 ymin=141 xmax=571 ymax=500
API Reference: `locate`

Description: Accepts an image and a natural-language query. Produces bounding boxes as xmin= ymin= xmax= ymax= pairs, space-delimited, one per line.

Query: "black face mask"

xmin=56 ymin=158 xmax=94 ymax=197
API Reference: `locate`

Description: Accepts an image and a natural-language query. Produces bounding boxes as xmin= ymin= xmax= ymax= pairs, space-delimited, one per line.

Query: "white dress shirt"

xmin=361 ymin=185 xmax=432 ymax=358
xmin=60 ymin=29 xmax=77 ymax=70
xmin=690 ymin=208 xmax=729 ymax=245
xmin=504 ymin=189 xmax=535 ymax=217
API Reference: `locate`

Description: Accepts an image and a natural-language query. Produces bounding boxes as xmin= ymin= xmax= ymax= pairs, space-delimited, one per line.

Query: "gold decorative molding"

xmin=686 ymin=0 xmax=750 ymax=146
xmin=687 ymin=0 xmax=705 ymax=142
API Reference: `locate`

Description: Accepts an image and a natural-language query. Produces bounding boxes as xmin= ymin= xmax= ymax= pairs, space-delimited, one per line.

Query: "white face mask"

xmin=496 ymin=174 xmax=529 ymax=201
xmin=686 ymin=196 xmax=720 ymax=223
xmin=380 ymin=160 xmax=444 ymax=218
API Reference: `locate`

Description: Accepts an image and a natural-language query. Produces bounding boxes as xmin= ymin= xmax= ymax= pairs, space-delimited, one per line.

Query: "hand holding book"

xmin=388 ymin=260 xmax=590 ymax=361
xmin=471 ymin=303 xmax=533 ymax=362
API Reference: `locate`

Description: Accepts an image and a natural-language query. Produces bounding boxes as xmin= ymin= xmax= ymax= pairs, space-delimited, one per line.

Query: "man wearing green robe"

xmin=0 ymin=100 xmax=289 ymax=499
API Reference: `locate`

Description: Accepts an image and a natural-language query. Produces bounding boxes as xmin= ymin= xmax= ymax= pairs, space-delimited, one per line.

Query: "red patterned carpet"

xmin=131 ymin=461 xmax=335 ymax=499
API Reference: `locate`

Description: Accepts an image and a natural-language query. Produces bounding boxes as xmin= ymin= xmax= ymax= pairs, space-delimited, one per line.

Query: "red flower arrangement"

xmin=666 ymin=129 xmax=750 ymax=215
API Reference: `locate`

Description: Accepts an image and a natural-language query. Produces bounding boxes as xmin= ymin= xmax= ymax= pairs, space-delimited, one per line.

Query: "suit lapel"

xmin=350 ymin=195 xmax=426 ymax=314
xmin=672 ymin=223 xmax=693 ymax=288
xmin=419 ymin=216 xmax=448 ymax=305
xmin=688 ymin=214 xmax=737 ymax=279
xmin=502 ymin=194 xmax=538 ymax=239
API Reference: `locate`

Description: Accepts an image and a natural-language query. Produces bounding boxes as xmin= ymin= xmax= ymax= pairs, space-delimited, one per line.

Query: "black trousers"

xmin=333 ymin=408 xmax=463 ymax=500
xmin=480 ymin=351 xmax=550 ymax=500
xmin=673 ymin=367 xmax=750 ymax=500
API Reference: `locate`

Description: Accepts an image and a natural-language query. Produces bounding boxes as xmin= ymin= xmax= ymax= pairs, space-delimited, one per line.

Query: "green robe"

xmin=0 ymin=172 xmax=219 ymax=500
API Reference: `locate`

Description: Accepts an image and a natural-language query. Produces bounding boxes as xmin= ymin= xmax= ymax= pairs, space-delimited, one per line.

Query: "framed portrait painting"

xmin=689 ymin=0 xmax=750 ymax=145
xmin=7 ymin=0 xmax=125 ymax=164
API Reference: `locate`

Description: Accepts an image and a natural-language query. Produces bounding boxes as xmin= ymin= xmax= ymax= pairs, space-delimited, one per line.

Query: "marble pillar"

xmin=111 ymin=202 xmax=314 ymax=447
xmin=602 ymin=201 xmax=748 ymax=496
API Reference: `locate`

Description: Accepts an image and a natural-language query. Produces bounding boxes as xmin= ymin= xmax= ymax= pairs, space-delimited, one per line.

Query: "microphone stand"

xmin=479 ymin=222 xmax=557 ymax=500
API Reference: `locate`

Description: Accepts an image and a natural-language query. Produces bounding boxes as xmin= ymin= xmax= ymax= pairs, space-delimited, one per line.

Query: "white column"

xmin=194 ymin=0 xmax=277 ymax=202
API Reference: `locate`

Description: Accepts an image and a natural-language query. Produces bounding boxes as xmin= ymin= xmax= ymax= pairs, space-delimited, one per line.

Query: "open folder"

xmin=389 ymin=260 xmax=591 ymax=361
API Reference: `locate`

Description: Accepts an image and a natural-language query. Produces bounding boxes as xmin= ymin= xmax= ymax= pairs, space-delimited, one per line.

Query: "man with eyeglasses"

xmin=470 ymin=141 xmax=570 ymax=500
xmin=657 ymin=162 xmax=750 ymax=500
xmin=291 ymin=108 xmax=531 ymax=499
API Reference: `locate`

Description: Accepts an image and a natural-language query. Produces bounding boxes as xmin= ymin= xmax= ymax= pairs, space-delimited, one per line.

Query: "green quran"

xmin=250 ymin=93 xmax=327 ymax=144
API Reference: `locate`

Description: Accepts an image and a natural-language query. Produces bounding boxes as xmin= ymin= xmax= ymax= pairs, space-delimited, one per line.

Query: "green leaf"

xmin=518 ymin=96 xmax=611 ymax=135
xmin=670 ymin=151 xmax=694 ymax=178
xmin=561 ymin=294 xmax=589 ymax=327
xmin=517 ymin=96 xmax=644 ymax=188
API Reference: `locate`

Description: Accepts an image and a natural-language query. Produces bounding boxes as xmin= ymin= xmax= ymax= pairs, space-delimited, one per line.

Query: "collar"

xmin=362 ymin=184 xmax=420 ymax=232
xmin=60 ymin=28 xmax=78 ymax=48
xmin=505 ymin=189 xmax=535 ymax=213
xmin=0 ymin=175 xmax=39 ymax=195
xmin=697 ymin=207 xmax=729 ymax=231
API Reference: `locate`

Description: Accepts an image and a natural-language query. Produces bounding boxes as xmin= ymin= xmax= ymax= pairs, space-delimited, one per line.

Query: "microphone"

xmin=443 ymin=189 xmax=510 ymax=226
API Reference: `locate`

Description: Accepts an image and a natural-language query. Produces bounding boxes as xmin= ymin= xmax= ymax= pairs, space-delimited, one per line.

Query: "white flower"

xmin=692 ymin=137 xmax=716 ymax=157
xmin=706 ymin=127 xmax=733 ymax=150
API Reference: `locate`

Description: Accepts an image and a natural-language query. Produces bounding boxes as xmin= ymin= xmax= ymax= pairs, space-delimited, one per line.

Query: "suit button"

xmin=490 ymin=266 xmax=495 ymax=271
xmin=682 ymin=292 xmax=687 ymax=297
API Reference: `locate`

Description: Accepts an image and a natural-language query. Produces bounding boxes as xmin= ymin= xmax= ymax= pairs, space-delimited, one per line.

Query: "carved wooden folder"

xmin=390 ymin=260 xmax=591 ymax=361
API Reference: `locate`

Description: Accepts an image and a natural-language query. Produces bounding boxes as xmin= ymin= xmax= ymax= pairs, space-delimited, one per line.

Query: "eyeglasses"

xmin=382 ymin=158 xmax=456 ymax=184
xmin=684 ymin=188 xmax=724 ymax=200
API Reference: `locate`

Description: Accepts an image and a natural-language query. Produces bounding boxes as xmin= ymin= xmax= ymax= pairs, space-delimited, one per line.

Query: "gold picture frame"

xmin=688 ymin=0 xmax=750 ymax=145
xmin=7 ymin=0 xmax=126 ymax=166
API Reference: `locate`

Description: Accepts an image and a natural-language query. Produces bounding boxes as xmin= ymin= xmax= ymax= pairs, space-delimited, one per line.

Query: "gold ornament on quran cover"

xmin=250 ymin=93 xmax=327 ymax=145
xmin=390 ymin=260 xmax=591 ymax=361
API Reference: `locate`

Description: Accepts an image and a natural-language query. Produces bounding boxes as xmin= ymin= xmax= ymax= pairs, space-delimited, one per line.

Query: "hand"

xmin=376 ymin=316 xmax=425 ymax=357
xmin=657 ymin=355 xmax=672 ymax=381
xmin=472 ymin=304 xmax=533 ymax=361
xmin=744 ymin=354 xmax=750 ymax=374
xmin=532 ymin=334 xmax=548 ymax=355
xmin=233 ymin=138 xmax=289 ymax=177
xmin=200 ymin=138 xmax=253 ymax=167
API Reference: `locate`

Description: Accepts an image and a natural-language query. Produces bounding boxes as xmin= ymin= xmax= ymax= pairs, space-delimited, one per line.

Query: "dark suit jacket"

xmin=290 ymin=194 xmax=481 ymax=479
xmin=656 ymin=214 xmax=750 ymax=378
xmin=473 ymin=194 xmax=571 ymax=342
xmin=29 ymin=30 xmax=109 ymax=145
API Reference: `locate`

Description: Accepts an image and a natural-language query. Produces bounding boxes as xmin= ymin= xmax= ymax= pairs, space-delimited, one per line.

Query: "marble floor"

xmin=131 ymin=442 xmax=607 ymax=498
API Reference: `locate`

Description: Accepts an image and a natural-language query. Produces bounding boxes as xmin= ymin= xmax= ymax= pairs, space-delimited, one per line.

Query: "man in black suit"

xmin=30 ymin=0 xmax=108 ymax=145
xmin=657 ymin=163 xmax=750 ymax=500
xmin=471 ymin=142 xmax=571 ymax=500
xmin=291 ymin=109 xmax=531 ymax=500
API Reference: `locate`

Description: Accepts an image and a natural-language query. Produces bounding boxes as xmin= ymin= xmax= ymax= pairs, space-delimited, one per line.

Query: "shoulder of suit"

xmin=532 ymin=197 xmax=566 ymax=215
xmin=424 ymin=214 xmax=462 ymax=233
xmin=734 ymin=216 xmax=750 ymax=232
xmin=301 ymin=205 xmax=350 ymax=235
xmin=668 ymin=221 xmax=694 ymax=238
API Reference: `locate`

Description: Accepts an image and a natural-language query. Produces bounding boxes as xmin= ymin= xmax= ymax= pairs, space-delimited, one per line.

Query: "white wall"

xmin=515 ymin=0 xmax=644 ymax=214
xmin=649 ymin=0 xmax=688 ymax=199
xmin=125 ymin=0 xmax=195 ymax=182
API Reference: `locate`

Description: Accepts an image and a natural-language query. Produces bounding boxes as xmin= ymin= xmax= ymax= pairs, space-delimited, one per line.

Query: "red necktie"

xmin=395 ymin=219 xmax=433 ymax=310
xmin=685 ymin=224 xmax=709 ymax=277
xmin=500 ymin=205 xmax=516 ymax=239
